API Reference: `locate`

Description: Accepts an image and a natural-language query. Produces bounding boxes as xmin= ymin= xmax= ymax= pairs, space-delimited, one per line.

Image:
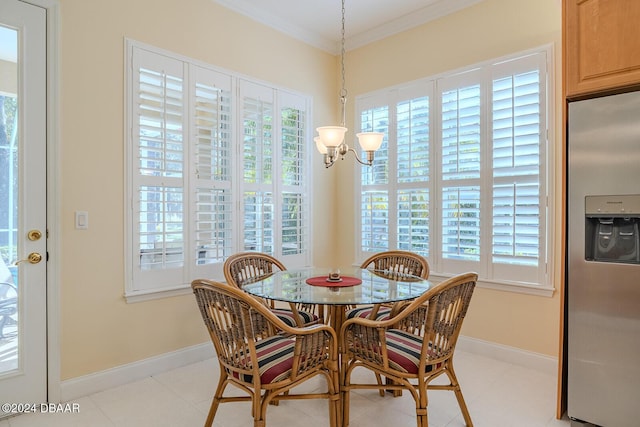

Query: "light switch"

xmin=75 ymin=211 xmax=89 ymax=230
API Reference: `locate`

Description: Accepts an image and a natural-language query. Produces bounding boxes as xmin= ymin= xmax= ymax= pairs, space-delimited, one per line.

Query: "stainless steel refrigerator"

xmin=567 ymin=90 xmax=640 ymax=426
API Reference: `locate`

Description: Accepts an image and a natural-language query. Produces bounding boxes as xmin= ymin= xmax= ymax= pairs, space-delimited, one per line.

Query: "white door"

xmin=0 ymin=0 xmax=47 ymax=407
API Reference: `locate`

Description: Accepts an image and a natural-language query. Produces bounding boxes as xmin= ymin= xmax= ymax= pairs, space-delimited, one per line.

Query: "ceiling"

xmin=0 ymin=1 xmax=483 ymax=61
xmin=213 ymin=0 xmax=484 ymax=54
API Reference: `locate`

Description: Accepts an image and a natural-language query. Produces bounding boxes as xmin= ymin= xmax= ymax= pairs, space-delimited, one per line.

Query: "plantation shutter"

xmin=359 ymin=96 xmax=390 ymax=253
xmin=490 ymin=52 xmax=546 ymax=284
xmin=279 ymin=91 xmax=309 ymax=262
xmin=396 ymin=89 xmax=431 ymax=257
xmin=190 ymin=66 xmax=234 ymax=274
xmin=126 ymin=41 xmax=312 ymax=299
xmin=241 ymin=80 xmax=274 ymax=254
xmin=439 ymin=71 xmax=482 ymax=265
xmin=355 ymin=47 xmax=551 ymax=291
xmin=132 ymin=47 xmax=187 ymax=292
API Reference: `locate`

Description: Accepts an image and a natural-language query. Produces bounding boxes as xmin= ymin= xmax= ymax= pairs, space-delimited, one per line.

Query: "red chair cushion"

xmin=385 ymin=329 xmax=439 ymax=374
xmin=345 ymin=305 xmax=392 ymax=321
xmin=229 ymin=335 xmax=296 ymax=384
xmin=271 ymin=308 xmax=318 ymax=327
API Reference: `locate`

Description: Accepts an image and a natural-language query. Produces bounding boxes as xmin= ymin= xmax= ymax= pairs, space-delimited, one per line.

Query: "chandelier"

xmin=314 ymin=0 xmax=384 ymax=168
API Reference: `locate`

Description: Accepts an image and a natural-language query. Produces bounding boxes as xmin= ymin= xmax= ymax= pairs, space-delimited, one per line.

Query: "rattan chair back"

xmin=360 ymin=250 xmax=430 ymax=280
xmin=223 ymin=251 xmax=286 ymax=288
xmin=223 ymin=252 xmax=323 ymax=325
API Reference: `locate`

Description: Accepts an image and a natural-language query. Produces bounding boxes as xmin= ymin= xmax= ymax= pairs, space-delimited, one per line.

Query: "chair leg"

xmin=342 ymin=387 xmax=350 ymax=427
xmin=204 ymin=398 xmax=216 ymax=427
xmin=384 ymin=376 xmax=403 ymax=397
xmin=341 ymin=365 xmax=351 ymax=427
xmin=416 ymin=378 xmax=429 ymax=427
xmin=205 ymin=371 xmax=228 ymax=427
xmin=253 ymin=391 xmax=266 ymax=427
xmin=446 ymin=364 xmax=473 ymax=426
xmin=328 ymin=387 xmax=340 ymax=427
xmin=329 ymin=369 xmax=341 ymax=427
xmin=374 ymin=373 xmax=385 ymax=397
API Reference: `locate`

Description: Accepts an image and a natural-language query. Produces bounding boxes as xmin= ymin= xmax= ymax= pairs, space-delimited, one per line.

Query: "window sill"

xmin=428 ymin=273 xmax=556 ymax=297
xmin=124 ymin=285 xmax=192 ymax=303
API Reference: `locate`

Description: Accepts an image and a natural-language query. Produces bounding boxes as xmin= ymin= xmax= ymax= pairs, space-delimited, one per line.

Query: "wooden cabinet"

xmin=564 ymin=0 xmax=640 ymax=98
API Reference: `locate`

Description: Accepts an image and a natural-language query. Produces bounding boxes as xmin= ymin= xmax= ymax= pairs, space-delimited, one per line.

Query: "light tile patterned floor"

xmin=1 ymin=350 xmax=571 ymax=427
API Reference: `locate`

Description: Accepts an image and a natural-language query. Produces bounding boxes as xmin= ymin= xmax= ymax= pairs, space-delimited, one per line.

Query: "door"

xmin=0 ymin=0 xmax=47 ymax=406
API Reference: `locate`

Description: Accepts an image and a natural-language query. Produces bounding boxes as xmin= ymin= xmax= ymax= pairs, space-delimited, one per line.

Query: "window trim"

xmin=355 ymin=44 xmax=556 ymax=297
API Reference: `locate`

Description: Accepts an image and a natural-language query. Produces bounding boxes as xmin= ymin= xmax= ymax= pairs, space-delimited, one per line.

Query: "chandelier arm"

xmin=346 ymin=147 xmax=373 ymax=166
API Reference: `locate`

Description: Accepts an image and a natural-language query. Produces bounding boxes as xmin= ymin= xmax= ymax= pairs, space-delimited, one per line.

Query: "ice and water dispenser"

xmin=585 ymin=195 xmax=640 ymax=264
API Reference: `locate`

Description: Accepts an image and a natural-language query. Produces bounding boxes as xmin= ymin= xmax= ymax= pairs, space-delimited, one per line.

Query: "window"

xmin=357 ymin=47 xmax=553 ymax=293
xmin=0 ymin=95 xmax=18 ymax=271
xmin=126 ymin=41 xmax=311 ymax=301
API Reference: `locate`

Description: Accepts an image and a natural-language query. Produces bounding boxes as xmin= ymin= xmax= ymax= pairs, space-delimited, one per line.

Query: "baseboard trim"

xmin=60 ymin=336 xmax=557 ymax=402
xmin=60 ymin=343 xmax=215 ymax=402
xmin=457 ymin=335 xmax=558 ymax=376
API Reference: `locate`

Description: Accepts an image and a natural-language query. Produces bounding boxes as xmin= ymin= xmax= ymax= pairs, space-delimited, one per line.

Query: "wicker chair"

xmin=223 ymin=252 xmax=322 ymax=326
xmin=345 ymin=250 xmax=430 ymax=321
xmin=0 ymin=282 xmax=17 ymax=339
xmin=340 ymin=272 xmax=478 ymax=427
xmin=192 ymin=279 xmax=340 ymax=427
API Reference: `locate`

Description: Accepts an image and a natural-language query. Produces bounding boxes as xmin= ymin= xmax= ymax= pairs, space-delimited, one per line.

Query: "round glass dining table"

xmin=241 ymin=266 xmax=433 ymax=331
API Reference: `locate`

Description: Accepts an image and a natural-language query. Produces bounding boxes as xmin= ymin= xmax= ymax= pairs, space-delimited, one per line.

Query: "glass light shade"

xmin=356 ymin=132 xmax=384 ymax=151
xmin=316 ymin=126 xmax=347 ymax=148
xmin=314 ymin=137 xmax=328 ymax=154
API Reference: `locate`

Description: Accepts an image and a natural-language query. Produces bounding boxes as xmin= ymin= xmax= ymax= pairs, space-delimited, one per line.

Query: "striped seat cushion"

xmin=345 ymin=305 xmax=392 ymax=321
xmin=385 ymin=329 xmax=440 ymax=374
xmin=228 ymin=335 xmax=296 ymax=384
xmin=271 ymin=308 xmax=318 ymax=327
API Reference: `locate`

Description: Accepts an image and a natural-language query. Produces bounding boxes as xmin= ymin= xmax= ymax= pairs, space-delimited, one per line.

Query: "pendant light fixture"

xmin=314 ymin=0 xmax=384 ymax=168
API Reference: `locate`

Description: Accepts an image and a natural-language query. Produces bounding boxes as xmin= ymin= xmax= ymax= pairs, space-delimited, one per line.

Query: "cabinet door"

xmin=565 ymin=0 xmax=640 ymax=97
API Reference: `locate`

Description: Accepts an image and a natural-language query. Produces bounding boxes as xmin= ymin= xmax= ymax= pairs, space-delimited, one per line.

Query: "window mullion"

xmin=273 ymin=88 xmax=282 ymax=258
xmin=480 ymin=66 xmax=493 ymax=280
xmin=388 ymin=92 xmax=398 ymax=249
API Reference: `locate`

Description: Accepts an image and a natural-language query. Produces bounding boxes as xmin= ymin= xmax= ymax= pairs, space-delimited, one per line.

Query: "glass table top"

xmin=241 ymin=266 xmax=432 ymax=306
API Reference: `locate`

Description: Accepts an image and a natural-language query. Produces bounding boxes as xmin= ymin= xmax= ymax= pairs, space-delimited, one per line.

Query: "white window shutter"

xmin=490 ymin=55 xmax=545 ymax=284
xmin=361 ymin=191 xmax=389 ymax=252
xmin=241 ymin=80 xmax=275 ymax=254
xmin=360 ymin=103 xmax=390 ymax=186
xmin=191 ymin=66 xmax=234 ymax=274
xmin=127 ymin=41 xmax=313 ymax=300
xmin=131 ymin=46 xmax=187 ymax=292
xmin=279 ymin=91 xmax=309 ymax=261
xmin=441 ymin=84 xmax=481 ymax=181
xmin=355 ymin=47 xmax=551 ymax=290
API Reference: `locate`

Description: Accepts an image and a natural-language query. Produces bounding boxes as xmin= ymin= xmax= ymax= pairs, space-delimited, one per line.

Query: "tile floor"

xmin=1 ymin=350 xmax=571 ymax=427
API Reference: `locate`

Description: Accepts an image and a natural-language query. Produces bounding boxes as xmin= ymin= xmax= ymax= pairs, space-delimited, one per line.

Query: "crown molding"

xmin=346 ymin=0 xmax=484 ymax=51
xmin=213 ymin=0 xmax=337 ymax=53
xmin=213 ymin=0 xmax=484 ymax=54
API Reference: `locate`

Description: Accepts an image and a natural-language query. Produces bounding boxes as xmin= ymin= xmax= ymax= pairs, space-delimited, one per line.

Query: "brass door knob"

xmin=15 ymin=252 xmax=43 ymax=265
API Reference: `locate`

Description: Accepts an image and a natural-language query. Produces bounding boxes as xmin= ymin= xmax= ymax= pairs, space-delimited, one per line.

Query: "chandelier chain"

xmin=315 ymin=0 xmax=382 ymax=167
xmin=340 ymin=0 xmax=347 ymax=126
